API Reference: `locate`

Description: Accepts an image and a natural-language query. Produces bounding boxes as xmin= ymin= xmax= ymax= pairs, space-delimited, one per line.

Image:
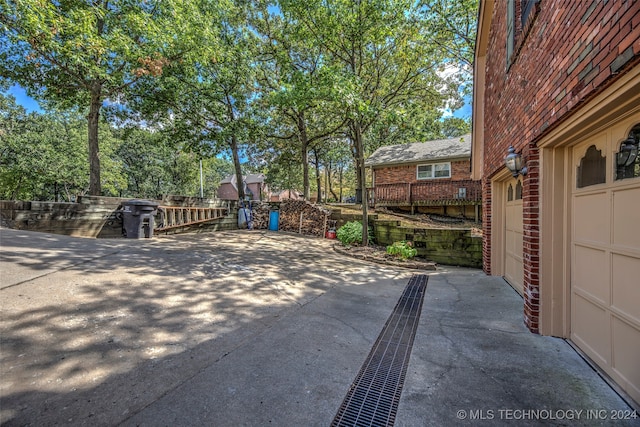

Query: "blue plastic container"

xmin=269 ymin=210 xmax=279 ymax=231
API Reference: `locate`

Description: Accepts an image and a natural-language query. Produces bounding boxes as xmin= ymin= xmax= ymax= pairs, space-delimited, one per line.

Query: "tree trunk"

xmin=313 ymin=150 xmax=321 ymax=202
xmin=352 ymin=133 xmax=363 ymax=204
xmin=88 ymin=86 xmax=102 ymax=195
xmin=354 ymin=121 xmax=368 ymax=246
xmin=298 ymin=113 xmax=310 ymax=200
xmin=339 ymin=164 xmax=343 ymax=202
xmin=230 ymin=134 xmax=245 ymax=201
xmin=328 ymin=160 xmax=338 ymax=201
xmin=226 ymin=94 xmax=244 ymax=201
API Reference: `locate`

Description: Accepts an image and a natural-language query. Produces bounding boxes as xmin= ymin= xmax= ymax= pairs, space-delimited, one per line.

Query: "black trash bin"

xmin=122 ymin=199 xmax=159 ymax=238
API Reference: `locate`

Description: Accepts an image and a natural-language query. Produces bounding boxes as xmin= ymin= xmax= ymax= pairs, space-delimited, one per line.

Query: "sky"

xmin=7 ymin=84 xmax=42 ymax=113
xmin=7 ymin=83 xmax=472 ymax=118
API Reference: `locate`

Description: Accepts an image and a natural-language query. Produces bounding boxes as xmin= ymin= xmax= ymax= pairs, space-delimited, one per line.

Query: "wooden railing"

xmin=155 ymin=206 xmax=228 ymax=231
xmin=369 ymin=180 xmax=481 ymax=207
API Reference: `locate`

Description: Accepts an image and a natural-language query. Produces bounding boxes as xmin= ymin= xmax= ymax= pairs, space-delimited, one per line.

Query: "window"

xmin=507 ymin=0 xmax=540 ymax=68
xmin=506 ymin=0 xmax=515 ymax=66
xmin=507 ymin=180 xmax=523 ymax=201
xmin=417 ymin=162 xmax=451 ymax=180
xmin=577 ymin=145 xmax=606 ymax=188
xmin=521 ymin=0 xmax=538 ymax=27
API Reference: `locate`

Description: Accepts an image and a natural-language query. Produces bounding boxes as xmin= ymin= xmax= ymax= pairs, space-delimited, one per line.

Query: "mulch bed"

xmin=332 ymin=243 xmax=437 ymax=270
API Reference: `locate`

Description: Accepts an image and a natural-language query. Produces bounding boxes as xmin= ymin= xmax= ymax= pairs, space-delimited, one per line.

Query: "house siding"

xmin=480 ymin=0 xmax=639 ymax=332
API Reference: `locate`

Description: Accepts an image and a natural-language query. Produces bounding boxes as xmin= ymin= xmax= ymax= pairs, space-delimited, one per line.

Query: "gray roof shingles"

xmin=365 ymin=134 xmax=471 ymax=167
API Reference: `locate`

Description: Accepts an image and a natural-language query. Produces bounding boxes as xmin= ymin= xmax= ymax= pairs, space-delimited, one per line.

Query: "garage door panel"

xmin=570 ymin=122 xmax=640 ymax=405
xmin=613 ymin=187 xmax=640 ymax=248
xmin=572 ymin=294 xmax=610 ymax=365
xmin=505 ymin=231 xmax=522 ymax=258
xmin=506 ymin=204 xmax=523 ymax=229
xmin=573 ymin=245 xmax=609 ymax=304
xmin=505 ymin=197 xmax=524 ymax=295
xmin=506 ymin=230 xmax=516 ymax=253
xmin=612 ymin=253 xmax=640 ymax=322
xmin=573 ymin=192 xmax=608 ymax=243
xmin=612 ymin=317 xmax=640 ymax=397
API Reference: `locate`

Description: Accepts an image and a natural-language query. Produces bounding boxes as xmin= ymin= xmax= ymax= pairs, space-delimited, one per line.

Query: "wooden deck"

xmin=368 ymin=180 xmax=481 ymax=208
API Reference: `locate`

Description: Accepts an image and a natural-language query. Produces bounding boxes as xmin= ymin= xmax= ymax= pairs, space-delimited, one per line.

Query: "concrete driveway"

xmin=0 ymin=228 xmax=637 ymax=426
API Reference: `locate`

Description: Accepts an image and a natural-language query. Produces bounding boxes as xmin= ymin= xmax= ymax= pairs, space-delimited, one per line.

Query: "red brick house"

xmin=365 ymin=134 xmax=481 ymax=219
xmin=472 ymin=0 xmax=640 ymax=404
xmin=217 ymin=174 xmax=269 ymax=201
xmin=269 ymin=189 xmax=304 ymax=202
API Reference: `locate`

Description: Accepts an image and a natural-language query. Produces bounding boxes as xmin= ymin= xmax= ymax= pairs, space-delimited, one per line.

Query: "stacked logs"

xmin=279 ymin=200 xmax=331 ymax=237
xmin=245 ymin=200 xmax=331 ymax=237
xmin=248 ymin=202 xmax=271 ymax=229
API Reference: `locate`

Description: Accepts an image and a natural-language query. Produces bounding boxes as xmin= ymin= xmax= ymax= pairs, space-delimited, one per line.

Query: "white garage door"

xmin=504 ymin=178 xmax=524 ymax=295
xmin=571 ymin=130 xmax=640 ymax=404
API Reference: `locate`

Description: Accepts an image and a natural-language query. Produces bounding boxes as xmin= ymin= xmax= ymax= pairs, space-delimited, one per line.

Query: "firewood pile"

xmin=247 ymin=200 xmax=331 ymax=237
xmin=249 ymin=202 xmax=271 ymax=229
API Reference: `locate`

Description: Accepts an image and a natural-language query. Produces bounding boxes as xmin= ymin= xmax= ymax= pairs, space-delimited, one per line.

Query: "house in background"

xmin=473 ymin=0 xmax=639 ymax=404
xmin=269 ymin=189 xmax=304 ymax=202
xmin=217 ymin=174 xmax=269 ymax=201
xmin=365 ymin=134 xmax=481 ymax=220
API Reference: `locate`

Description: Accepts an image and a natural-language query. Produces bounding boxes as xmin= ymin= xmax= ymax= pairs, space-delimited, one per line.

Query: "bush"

xmin=386 ymin=241 xmax=418 ymax=259
xmin=336 ymin=221 xmax=374 ymax=246
xmin=337 ymin=221 xmax=363 ymax=246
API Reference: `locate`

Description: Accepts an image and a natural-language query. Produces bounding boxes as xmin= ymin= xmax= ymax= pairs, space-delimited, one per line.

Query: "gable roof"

xmin=220 ymin=173 xmax=266 ymax=188
xmin=245 ymin=174 xmax=265 ymax=184
xmin=365 ymin=134 xmax=471 ymax=168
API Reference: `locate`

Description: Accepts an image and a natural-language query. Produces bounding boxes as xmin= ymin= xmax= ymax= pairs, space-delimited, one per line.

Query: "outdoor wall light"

xmin=617 ymin=136 xmax=639 ymax=168
xmin=504 ymin=145 xmax=527 ymax=178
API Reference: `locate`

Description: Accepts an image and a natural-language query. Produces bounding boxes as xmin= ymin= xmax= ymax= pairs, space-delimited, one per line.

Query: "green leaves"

xmin=1 ymin=0 xmax=479 ymax=201
xmin=0 ymin=95 xmax=89 ymax=200
xmin=386 ymin=241 xmax=418 ymax=259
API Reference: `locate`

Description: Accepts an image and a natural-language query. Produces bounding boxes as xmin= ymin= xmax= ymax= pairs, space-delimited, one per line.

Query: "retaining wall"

xmin=0 ymin=196 xmax=237 ymax=238
xmin=374 ymin=220 xmax=482 ymax=268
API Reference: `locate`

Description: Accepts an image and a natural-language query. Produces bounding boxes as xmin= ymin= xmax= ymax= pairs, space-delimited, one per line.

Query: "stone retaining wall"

xmin=374 ymin=220 xmax=482 ymax=268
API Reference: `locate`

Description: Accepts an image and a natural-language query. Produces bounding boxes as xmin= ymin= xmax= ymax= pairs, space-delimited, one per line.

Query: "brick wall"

xmin=483 ymin=0 xmax=639 ymax=177
xmin=217 ymin=183 xmax=238 ymax=200
xmin=373 ymin=159 xmax=471 ymax=185
xmin=481 ymin=0 xmax=639 ymax=332
xmin=522 ymin=145 xmax=540 ymax=332
xmin=481 ymin=177 xmax=492 ymax=275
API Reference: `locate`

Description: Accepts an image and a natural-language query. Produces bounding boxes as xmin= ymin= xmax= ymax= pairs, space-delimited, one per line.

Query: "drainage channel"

xmin=331 ymin=274 xmax=429 ymax=427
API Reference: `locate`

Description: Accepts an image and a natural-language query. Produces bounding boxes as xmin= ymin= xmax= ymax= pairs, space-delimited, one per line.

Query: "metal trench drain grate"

xmin=331 ymin=274 xmax=428 ymax=427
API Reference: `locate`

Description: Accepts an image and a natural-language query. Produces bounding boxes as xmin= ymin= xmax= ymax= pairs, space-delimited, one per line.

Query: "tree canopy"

xmin=1 ymin=0 xmax=478 ymax=205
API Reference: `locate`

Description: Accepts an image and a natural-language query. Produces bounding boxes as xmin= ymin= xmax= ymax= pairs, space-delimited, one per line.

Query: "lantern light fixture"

xmin=504 ymin=145 xmax=528 ymax=178
xmin=617 ymin=137 xmax=638 ymax=168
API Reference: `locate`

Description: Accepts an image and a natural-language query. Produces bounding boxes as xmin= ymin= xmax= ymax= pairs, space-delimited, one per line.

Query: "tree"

xmin=0 ymin=1 xmax=205 ymax=195
xmin=0 ymin=93 xmax=90 ymax=200
xmin=419 ymin=0 xmax=478 ymax=113
xmin=441 ymin=116 xmax=471 ymax=138
xmin=252 ymin=4 xmax=346 ymax=200
xmin=131 ymin=1 xmax=254 ymax=201
xmin=282 ymin=0 xmax=452 ymax=244
xmin=419 ymin=0 xmax=478 ymax=72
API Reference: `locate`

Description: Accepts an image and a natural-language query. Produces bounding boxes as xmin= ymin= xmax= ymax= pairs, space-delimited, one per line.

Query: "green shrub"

xmin=337 ymin=221 xmax=363 ymax=246
xmin=336 ymin=221 xmax=374 ymax=246
xmin=386 ymin=241 xmax=418 ymax=259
